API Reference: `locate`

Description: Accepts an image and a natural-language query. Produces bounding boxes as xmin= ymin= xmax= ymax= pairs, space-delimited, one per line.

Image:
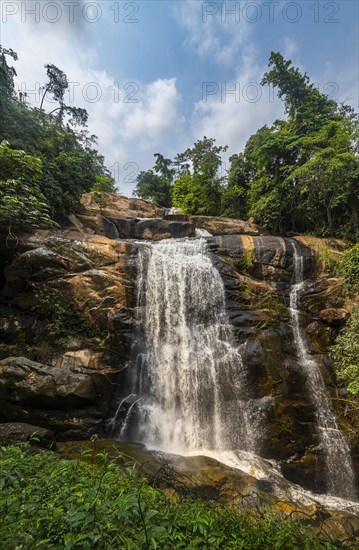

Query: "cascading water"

xmin=118 ymin=237 xmax=262 ymax=456
xmin=289 ymin=241 xmax=356 ymax=500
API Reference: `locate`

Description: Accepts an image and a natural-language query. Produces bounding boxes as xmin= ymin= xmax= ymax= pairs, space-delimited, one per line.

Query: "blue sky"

xmin=2 ymin=0 xmax=358 ymax=195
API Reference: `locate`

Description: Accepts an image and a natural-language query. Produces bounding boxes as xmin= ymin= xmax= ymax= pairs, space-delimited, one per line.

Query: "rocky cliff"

xmin=0 ymin=193 xmax=357 ymax=497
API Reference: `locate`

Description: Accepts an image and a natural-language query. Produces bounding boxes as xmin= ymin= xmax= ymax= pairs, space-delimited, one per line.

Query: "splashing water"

xmin=120 ymin=237 xmax=263 ymax=455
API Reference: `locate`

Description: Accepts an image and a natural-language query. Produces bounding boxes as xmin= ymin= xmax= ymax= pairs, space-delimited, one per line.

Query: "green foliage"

xmin=133 ymin=170 xmax=172 ymax=207
xmin=0 ymin=141 xmax=56 ymax=230
xmin=330 ymin=307 xmax=359 ymax=395
xmin=318 ymin=247 xmax=343 ymax=277
xmin=235 ymin=249 xmax=255 ymax=273
xmin=0 ymin=45 xmax=111 ymax=225
xmin=92 ymin=175 xmax=117 ymax=194
xmin=172 ymin=173 xmax=222 ymax=215
xmin=221 ymin=153 xmax=248 ymax=218
xmin=223 ymin=54 xmax=358 ymax=237
xmin=34 ymin=289 xmax=104 ymax=340
xmin=171 ymin=137 xmax=226 ymax=215
xmin=0 ymin=444 xmax=336 ymax=549
xmin=342 ymin=244 xmax=359 ymax=295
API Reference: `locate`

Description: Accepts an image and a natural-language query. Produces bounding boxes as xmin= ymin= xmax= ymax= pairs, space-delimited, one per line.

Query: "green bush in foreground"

xmin=0 ymin=445 xmax=336 ymax=549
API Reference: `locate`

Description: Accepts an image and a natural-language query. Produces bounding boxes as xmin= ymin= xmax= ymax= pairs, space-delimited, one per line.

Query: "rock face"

xmin=0 ymin=230 xmax=138 ymax=438
xmin=113 ymin=217 xmax=195 ymax=240
xmin=190 ymin=216 xmax=266 ymax=236
xmin=71 ymin=193 xmax=195 ymax=241
xmin=80 ymin=192 xmax=163 ymax=219
xmin=206 ymin=235 xmax=357 ymax=494
xmin=0 ymin=211 xmax=357 ymax=498
xmin=0 ymin=357 xmax=117 ymax=439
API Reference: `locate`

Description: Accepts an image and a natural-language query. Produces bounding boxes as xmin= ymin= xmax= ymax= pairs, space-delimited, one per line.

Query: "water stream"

xmin=289 ymin=240 xmax=356 ymax=500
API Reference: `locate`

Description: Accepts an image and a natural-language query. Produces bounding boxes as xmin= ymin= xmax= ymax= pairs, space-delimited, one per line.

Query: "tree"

xmin=238 ymin=52 xmax=359 ymax=237
xmin=261 ymin=51 xmax=338 ymax=132
xmin=0 ymin=45 xmax=17 ymax=100
xmin=153 ymin=153 xmax=175 ymax=182
xmin=180 ymin=136 xmax=227 ymax=179
xmin=40 ymin=64 xmax=68 ymax=110
xmin=133 ymin=170 xmax=172 ymax=207
xmin=0 ymin=141 xmax=55 ymax=230
xmin=221 ymin=153 xmax=249 ymax=219
xmin=330 ymin=307 xmax=359 ymax=395
xmin=171 ymin=137 xmax=227 ymax=215
xmin=92 ymin=175 xmax=117 ymax=194
xmin=0 ymin=45 xmax=112 ymax=222
xmin=39 ymin=63 xmax=88 ymax=127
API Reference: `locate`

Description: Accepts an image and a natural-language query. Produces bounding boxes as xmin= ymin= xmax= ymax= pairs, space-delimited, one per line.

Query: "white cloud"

xmin=1 ymin=8 xmax=185 ymax=195
xmin=173 ymin=0 xmax=251 ymax=66
xmin=192 ymin=60 xmax=284 ymax=164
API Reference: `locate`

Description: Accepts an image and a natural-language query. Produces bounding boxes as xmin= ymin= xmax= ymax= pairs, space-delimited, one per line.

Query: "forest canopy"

xmin=0 ymin=45 xmax=115 ymax=230
xmin=1 ymin=46 xmax=358 ymax=239
xmin=134 ymin=52 xmax=359 ymax=239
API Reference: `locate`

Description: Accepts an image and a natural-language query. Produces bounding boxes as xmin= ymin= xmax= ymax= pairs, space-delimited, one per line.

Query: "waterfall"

xmin=289 ymin=240 xmax=356 ymax=500
xmin=119 ymin=237 xmax=262 ymax=455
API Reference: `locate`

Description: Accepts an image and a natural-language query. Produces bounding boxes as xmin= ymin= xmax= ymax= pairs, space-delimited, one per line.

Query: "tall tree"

xmin=172 ymin=137 xmax=227 ymax=215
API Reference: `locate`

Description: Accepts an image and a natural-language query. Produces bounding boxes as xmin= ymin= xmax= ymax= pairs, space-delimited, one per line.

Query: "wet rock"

xmin=58 ymin=440 xmax=359 ymax=546
xmin=0 ymin=422 xmax=55 ymax=448
xmin=301 ymin=278 xmax=345 ymax=314
xmin=0 ymin=357 xmax=120 ymax=438
xmin=306 ymin=321 xmax=334 ymax=353
xmin=113 ymin=217 xmax=195 ymax=240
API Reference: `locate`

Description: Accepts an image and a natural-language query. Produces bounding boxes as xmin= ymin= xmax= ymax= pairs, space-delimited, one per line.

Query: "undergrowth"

xmin=0 ymin=444 xmax=338 ymax=549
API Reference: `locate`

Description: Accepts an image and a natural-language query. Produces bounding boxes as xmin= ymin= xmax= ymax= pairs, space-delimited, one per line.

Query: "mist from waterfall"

xmin=290 ymin=241 xmax=356 ymax=500
xmin=120 ymin=237 xmax=262 ymax=456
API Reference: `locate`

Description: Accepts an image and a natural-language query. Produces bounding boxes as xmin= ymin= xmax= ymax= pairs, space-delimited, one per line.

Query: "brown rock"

xmin=319 ymin=308 xmax=350 ymax=326
xmin=80 ymin=192 xmax=162 ymax=219
xmin=0 ymin=357 xmax=97 ymax=407
xmin=190 ymin=216 xmax=266 ymax=236
xmin=301 ymin=278 xmax=345 ymax=314
xmin=57 ymin=349 xmax=105 ymax=370
xmin=306 ymin=321 xmax=333 ymax=352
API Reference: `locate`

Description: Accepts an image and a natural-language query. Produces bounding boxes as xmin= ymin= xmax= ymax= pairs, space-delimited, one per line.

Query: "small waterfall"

xmin=119 ymin=237 xmax=262 ymax=455
xmin=289 ymin=240 xmax=356 ymax=500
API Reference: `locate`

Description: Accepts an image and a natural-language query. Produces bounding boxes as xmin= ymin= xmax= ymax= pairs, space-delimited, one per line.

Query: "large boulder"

xmin=58 ymin=440 xmax=359 ymax=546
xmin=0 ymin=231 xmax=137 ymax=437
xmin=190 ymin=216 xmax=266 ymax=236
xmin=0 ymin=356 xmax=98 ymax=407
xmin=80 ymin=192 xmax=163 ymax=219
xmin=0 ymin=357 xmax=118 ymax=439
xmin=113 ymin=217 xmax=195 ymax=240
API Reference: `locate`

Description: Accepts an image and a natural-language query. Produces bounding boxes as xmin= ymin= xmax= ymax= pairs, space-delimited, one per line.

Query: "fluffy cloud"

xmin=192 ymin=59 xmax=284 ymax=165
xmin=173 ymin=0 xmax=251 ymax=66
xmin=2 ymin=4 xmax=185 ymax=195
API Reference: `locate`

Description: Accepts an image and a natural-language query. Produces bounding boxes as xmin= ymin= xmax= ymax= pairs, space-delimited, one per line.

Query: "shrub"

xmin=330 ymin=306 xmax=359 ymax=395
xmin=0 ymin=444 xmax=337 ymax=549
xmin=343 ymin=244 xmax=359 ymax=295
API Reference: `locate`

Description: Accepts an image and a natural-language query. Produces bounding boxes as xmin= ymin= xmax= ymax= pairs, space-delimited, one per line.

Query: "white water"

xmin=114 ymin=236 xmax=357 ymax=507
xmin=289 ymin=241 xmax=356 ymax=500
xmin=122 ymin=237 xmax=263 ymax=455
